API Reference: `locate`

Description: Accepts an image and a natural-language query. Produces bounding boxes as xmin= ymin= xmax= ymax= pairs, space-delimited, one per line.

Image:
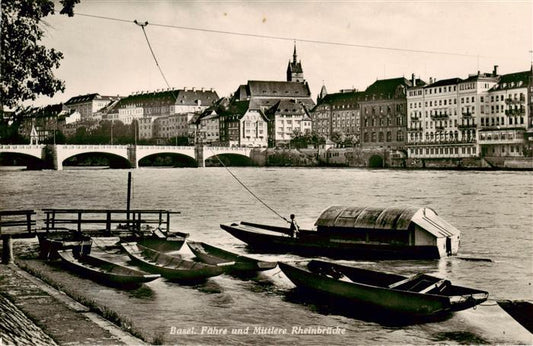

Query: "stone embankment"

xmin=0 ymin=294 xmax=57 ymax=346
xmin=0 ymin=263 xmax=145 ymax=345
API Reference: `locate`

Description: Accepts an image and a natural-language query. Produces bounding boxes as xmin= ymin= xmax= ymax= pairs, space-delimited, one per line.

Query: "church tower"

xmin=287 ymin=43 xmax=304 ymax=82
xmin=317 ymin=83 xmax=328 ymax=103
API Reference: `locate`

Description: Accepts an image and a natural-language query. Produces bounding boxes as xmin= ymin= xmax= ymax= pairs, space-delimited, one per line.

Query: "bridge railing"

xmin=55 ymin=144 xmax=130 ymax=149
xmin=0 ymin=145 xmax=44 ymax=149
xmin=136 ymin=145 xmax=193 ymax=150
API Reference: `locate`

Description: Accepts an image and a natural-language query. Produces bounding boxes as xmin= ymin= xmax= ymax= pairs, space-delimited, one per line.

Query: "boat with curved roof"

xmin=220 ymin=206 xmax=461 ymax=259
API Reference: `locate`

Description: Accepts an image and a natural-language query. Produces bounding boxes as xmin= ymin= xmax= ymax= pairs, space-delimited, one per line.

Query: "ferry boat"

xmin=220 ymin=206 xmax=461 ymax=260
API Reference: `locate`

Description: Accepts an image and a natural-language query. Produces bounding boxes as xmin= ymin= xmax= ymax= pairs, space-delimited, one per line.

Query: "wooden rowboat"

xmin=279 ymin=260 xmax=488 ymax=317
xmin=121 ymin=242 xmax=225 ymax=282
xmin=186 ymin=241 xmax=277 ymax=274
xmin=38 ymin=232 xmax=93 ymax=260
xmin=136 ymin=231 xmax=189 ymax=253
xmin=57 ymin=250 xmax=160 ymax=288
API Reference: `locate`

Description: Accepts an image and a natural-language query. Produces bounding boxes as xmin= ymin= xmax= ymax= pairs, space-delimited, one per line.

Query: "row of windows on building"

xmin=363 ymin=117 xmax=405 ymax=127
xmin=409 ymin=130 xmax=475 ymax=143
xmin=363 ymin=104 xmax=404 ymax=115
xmin=480 ymin=116 xmax=525 ymax=127
xmin=363 ymin=131 xmax=404 ymax=143
xmin=409 ymin=146 xmax=477 ymax=156
xmin=408 ymin=93 xmax=526 ymax=110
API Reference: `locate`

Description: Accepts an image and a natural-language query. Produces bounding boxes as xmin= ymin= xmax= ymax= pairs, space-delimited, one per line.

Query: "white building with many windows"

xmin=479 ymin=70 xmax=530 ymax=157
xmin=266 ymin=99 xmax=312 ymax=147
xmin=406 ymin=67 xmax=500 ymax=160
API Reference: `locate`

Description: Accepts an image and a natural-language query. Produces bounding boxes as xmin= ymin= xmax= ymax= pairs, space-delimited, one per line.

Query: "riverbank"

xmin=0 ymin=243 xmax=147 ymax=345
xmin=249 ymin=148 xmax=533 ymax=170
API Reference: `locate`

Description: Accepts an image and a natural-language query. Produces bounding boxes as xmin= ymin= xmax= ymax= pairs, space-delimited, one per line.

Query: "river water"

xmin=0 ymin=167 xmax=532 ymax=344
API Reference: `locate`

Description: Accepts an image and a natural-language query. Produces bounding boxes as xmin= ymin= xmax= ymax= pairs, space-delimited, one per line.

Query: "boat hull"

xmin=137 ymin=235 xmax=187 ymax=253
xmin=57 ymin=251 xmax=160 ymax=288
xmin=187 ymin=241 xmax=277 ymax=274
xmin=38 ymin=233 xmax=92 ymax=260
xmin=279 ymin=261 xmax=488 ymax=317
xmin=121 ymin=242 xmax=224 ymax=282
xmin=221 ymin=223 xmax=440 ymax=260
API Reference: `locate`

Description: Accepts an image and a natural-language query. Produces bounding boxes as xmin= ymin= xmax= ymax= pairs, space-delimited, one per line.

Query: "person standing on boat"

xmin=289 ymin=214 xmax=299 ymax=238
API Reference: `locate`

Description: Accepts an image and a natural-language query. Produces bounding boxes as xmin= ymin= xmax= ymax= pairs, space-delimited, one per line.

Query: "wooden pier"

xmin=0 ymin=210 xmax=37 ymax=264
xmin=42 ymin=208 xmax=180 ymax=236
xmin=1 ymin=208 xmax=181 ymax=263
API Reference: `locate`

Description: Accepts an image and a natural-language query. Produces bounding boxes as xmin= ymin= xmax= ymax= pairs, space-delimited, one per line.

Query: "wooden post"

xmin=26 ymin=212 xmax=32 ymax=233
xmin=77 ymin=212 xmax=82 ymax=233
xmin=127 ymin=172 xmax=132 ymax=228
xmin=106 ymin=211 xmax=111 ymax=235
xmin=2 ymin=235 xmax=14 ymax=265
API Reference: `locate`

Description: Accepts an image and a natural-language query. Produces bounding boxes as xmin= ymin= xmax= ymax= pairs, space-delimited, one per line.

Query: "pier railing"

xmin=0 ymin=210 xmax=37 ymax=236
xmin=42 ymin=209 xmax=180 ymax=236
xmin=0 ymin=210 xmax=37 ymax=264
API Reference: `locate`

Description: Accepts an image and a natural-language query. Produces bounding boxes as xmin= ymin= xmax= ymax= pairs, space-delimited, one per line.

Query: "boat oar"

xmin=456 ymin=256 xmax=493 ymax=262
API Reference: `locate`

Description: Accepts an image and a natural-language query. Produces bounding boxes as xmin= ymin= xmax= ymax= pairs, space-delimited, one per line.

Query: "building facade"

xmin=110 ymin=88 xmax=218 ymax=138
xmin=64 ymin=93 xmax=117 ymax=121
xmin=479 ymin=70 xmax=530 ymax=157
xmin=311 ymin=88 xmax=364 ymax=143
xmin=198 ymin=110 xmax=220 ymax=145
xmin=220 ymin=45 xmax=315 ymax=147
xmin=359 ymin=77 xmax=417 ymax=152
xmin=266 ymin=99 xmax=312 ymax=146
xmin=406 ymin=67 xmax=512 ymax=160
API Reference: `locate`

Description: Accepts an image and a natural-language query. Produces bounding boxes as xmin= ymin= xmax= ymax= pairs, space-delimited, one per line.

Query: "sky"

xmin=32 ymin=0 xmax=532 ymax=106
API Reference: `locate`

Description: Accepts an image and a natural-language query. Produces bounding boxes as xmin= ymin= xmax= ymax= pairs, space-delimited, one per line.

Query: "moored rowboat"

xmin=136 ymin=231 xmax=189 ymax=253
xmin=121 ymin=242 xmax=225 ymax=282
xmin=279 ymin=260 xmax=488 ymax=317
xmin=38 ymin=232 xmax=92 ymax=259
xmin=187 ymin=241 xmax=277 ymax=273
xmin=57 ymin=250 xmax=160 ymax=288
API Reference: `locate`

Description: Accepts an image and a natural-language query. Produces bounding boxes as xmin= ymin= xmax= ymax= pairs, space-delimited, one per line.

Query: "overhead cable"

xmin=73 ymin=12 xmax=481 ymax=58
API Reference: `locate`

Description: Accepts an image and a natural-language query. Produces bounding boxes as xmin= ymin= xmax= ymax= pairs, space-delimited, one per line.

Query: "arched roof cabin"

xmin=315 ymin=206 xmax=460 ymax=258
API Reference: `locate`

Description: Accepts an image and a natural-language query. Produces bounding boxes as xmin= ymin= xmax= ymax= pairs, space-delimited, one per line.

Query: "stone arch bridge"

xmin=0 ymin=145 xmax=255 ymax=170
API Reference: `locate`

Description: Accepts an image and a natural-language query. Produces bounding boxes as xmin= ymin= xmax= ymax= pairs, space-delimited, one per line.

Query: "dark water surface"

xmin=1 ymin=167 xmax=531 ymax=344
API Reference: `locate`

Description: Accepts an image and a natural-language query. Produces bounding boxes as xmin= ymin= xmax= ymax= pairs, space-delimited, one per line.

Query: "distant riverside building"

xmin=311 ymin=87 xmax=364 ymax=142
xmin=212 ymin=100 xmax=268 ymax=147
xmin=480 ymin=69 xmax=531 ymax=157
xmin=198 ymin=110 xmax=220 ymax=145
xmin=64 ymin=93 xmax=117 ymax=121
xmin=359 ymin=77 xmax=418 ymax=152
xmin=405 ymin=66 xmax=532 ymax=160
xmin=109 ymin=88 xmax=218 ymax=143
xmin=18 ymin=104 xmax=79 ymax=143
xmin=171 ymin=87 xmax=219 ymax=115
xmin=265 ymin=99 xmax=312 ymax=147
xmin=219 ymin=45 xmax=314 ymax=147
xmin=138 ymin=116 xmax=156 ymax=140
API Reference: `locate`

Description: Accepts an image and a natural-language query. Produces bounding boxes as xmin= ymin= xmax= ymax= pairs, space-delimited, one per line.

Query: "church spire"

xmin=287 ymin=42 xmax=304 ymax=82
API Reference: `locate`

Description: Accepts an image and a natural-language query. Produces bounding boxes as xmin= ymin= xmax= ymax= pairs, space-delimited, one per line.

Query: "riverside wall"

xmin=249 ymin=148 xmax=533 ymax=170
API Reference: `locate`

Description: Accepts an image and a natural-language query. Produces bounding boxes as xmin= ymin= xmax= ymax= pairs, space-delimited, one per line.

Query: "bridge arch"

xmin=55 ymin=145 xmax=130 ymax=170
xmin=135 ymin=146 xmax=196 ymax=167
xmin=61 ymin=151 xmax=132 ymax=169
xmin=204 ymin=153 xmax=255 ymax=167
xmin=138 ymin=152 xmax=197 ymax=167
xmin=202 ymin=147 xmax=254 ymax=167
xmin=0 ymin=145 xmax=48 ymax=169
xmin=368 ymin=154 xmax=384 ymax=168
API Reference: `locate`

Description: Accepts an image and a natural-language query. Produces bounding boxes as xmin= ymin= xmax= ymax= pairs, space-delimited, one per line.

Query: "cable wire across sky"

xmin=73 ymin=11 xmax=484 ymax=58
